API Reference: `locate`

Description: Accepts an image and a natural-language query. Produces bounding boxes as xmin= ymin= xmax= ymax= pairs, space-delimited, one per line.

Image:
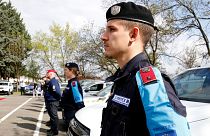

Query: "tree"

xmin=23 ymin=57 xmax=40 ymax=82
xmin=0 ymin=0 xmax=31 ymax=80
xmin=31 ymin=22 xmax=79 ymax=81
xmin=76 ymin=23 xmax=118 ymax=78
xmin=158 ymin=0 xmax=210 ymax=57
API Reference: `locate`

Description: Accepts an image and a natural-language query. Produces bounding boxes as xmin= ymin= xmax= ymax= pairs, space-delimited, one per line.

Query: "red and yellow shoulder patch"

xmin=139 ymin=66 xmax=157 ymax=84
xmin=71 ymin=81 xmax=76 ymax=87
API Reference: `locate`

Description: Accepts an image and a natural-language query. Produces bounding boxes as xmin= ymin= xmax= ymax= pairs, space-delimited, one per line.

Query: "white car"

xmin=0 ymin=80 xmax=14 ymax=95
xmin=84 ymin=83 xmax=113 ymax=106
xmin=67 ymin=103 xmax=106 ymax=136
xmin=83 ymin=81 xmax=112 ymax=97
xmin=67 ymin=67 xmax=210 ymax=136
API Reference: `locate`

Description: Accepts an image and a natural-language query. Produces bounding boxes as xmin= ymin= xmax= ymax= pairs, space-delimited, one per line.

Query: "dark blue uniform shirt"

xmin=45 ymin=77 xmax=61 ymax=102
xmin=101 ymin=53 xmax=186 ymax=136
xmin=61 ymin=78 xmax=84 ymax=111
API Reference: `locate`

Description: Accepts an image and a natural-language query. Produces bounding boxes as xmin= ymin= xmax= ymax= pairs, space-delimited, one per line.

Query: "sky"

xmin=4 ymin=0 xmax=106 ymax=35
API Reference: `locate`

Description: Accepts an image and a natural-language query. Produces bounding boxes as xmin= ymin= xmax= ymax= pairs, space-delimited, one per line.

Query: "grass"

xmin=12 ymin=90 xmax=21 ymax=95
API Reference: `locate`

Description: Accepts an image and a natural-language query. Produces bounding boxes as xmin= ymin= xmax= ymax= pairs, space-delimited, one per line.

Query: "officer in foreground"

xmin=45 ymin=69 xmax=61 ymax=136
xmin=61 ymin=62 xmax=85 ymax=131
xmin=100 ymin=2 xmax=190 ymax=136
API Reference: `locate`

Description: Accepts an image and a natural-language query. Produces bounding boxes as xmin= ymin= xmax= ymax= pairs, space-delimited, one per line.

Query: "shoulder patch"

xmin=52 ymin=85 xmax=56 ymax=91
xmin=139 ymin=66 xmax=157 ymax=84
xmin=71 ymin=81 xmax=76 ymax=87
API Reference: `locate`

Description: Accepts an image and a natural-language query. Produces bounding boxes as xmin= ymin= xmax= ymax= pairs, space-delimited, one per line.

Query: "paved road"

xmin=0 ymin=94 xmax=66 ymax=136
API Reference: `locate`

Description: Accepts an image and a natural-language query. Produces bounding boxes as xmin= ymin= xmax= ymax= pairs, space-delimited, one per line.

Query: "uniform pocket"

xmin=120 ymin=121 xmax=126 ymax=136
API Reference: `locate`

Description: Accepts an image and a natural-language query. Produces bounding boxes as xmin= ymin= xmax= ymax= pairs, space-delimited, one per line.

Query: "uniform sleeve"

xmin=163 ymin=77 xmax=187 ymax=117
xmin=71 ymin=81 xmax=83 ymax=104
xmin=50 ymin=79 xmax=61 ymax=99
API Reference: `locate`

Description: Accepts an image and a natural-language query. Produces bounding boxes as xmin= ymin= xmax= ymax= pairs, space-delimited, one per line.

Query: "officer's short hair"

xmin=120 ymin=20 xmax=155 ymax=45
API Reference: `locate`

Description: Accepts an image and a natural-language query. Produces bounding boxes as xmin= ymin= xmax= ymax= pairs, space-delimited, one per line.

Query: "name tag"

xmin=155 ymin=130 xmax=177 ymax=136
xmin=112 ymin=94 xmax=130 ymax=107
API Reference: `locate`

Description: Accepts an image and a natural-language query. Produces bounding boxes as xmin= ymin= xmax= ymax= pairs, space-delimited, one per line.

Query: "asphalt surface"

xmin=0 ymin=94 xmax=66 ymax=136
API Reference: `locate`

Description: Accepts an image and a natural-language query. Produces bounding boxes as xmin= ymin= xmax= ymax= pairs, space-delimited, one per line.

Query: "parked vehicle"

xmin=83 ymin=81 xmax=112 ymax=97
xmin=67 ymin=103 xmax=105 ymax=136
xmin=84 ymin=83 xmax=113 ymax=106
xmin=67 ymin=67 xmax=210 ymax=136
xmin=24 ymin=83 xmax=35 ymax=95
xmin=172 ymin=66 xmax=210 ymax=136
xmin=0 ymin=80 xmax=14 ymax=95
xmin=79 ymin=79 xmax=96 ymax=88
xmin=12 ymin=82 xmax=18 ymax=91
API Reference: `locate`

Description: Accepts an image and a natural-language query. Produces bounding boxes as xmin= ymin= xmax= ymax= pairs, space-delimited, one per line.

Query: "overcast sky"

xmin=4 ymin=0 xmax=106 ymax=35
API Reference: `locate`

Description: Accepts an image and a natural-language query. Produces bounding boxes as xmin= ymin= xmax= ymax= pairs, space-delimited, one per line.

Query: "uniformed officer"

xmin=61 ymin=62 xmax=85 ymax=131
xmin=100 ymin=2 xmax=190 ymax=136
xmin=45 ymin=69 xmax=61 ymax=136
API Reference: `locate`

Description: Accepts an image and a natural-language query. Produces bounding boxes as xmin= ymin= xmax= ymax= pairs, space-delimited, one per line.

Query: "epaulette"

xmin=71 ymin=81 xmax=76 ymax=87
xmin=139 ymin=66 xmax=157 ymax=84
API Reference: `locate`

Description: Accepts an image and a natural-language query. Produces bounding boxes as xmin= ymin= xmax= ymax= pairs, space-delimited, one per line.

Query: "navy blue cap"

xmin=106 ymin=2 xmax=155 ymax=29
xmin=65 ymin=62 xmax=79 ymax=71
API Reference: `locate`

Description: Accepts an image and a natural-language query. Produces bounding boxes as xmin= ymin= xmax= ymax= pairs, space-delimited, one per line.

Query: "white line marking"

xmin=33 ymin=103 xmax=45 ymax=136
xmin=0 ymin=98 xmax=32 ymax=124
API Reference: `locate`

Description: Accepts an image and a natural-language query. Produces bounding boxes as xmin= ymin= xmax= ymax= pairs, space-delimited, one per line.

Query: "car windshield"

xmin=80 ymin=80 xmax=95 ymax=87
xmin=0 ymin=83 xmax=8 ymax=85
xmin=173 ymin=67 xmax=210 ymax=103
xmin=94 ymin=84 xmax=113 ymax=97
xmin=60 ymin=83 xmax=67 ymax=87
xmin=80 ymin=79 xmax=103 ymax=88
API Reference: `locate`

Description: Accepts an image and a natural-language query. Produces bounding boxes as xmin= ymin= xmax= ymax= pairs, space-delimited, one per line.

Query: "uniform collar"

xmin=106 ymin=52 xmax=150 ymax=82
xmin=68 ymin=77 xmax=77 ymax=83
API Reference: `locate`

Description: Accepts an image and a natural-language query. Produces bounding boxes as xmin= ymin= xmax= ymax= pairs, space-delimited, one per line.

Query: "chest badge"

xmin=112 ymin=94 xmax=130 ymax=107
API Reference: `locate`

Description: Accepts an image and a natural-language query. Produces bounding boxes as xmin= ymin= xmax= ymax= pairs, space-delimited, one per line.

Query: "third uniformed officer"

xmin=45 ymin=69 xmax=61 ymax=136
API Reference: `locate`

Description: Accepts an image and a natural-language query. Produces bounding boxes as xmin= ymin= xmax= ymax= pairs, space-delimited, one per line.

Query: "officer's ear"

xmin=129 ymin=27 xmax=139 ymax=42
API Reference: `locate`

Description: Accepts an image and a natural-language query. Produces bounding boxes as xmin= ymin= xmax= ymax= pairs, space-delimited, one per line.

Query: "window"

xmin=173 ymin=68 xmax=210 ymax=102
xmin=89 ymin=84 xmax=104 ymax=91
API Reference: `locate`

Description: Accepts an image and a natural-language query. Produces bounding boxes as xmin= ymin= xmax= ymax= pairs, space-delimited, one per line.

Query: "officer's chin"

xmin=104 ymin=54 xmax=113 ymax=59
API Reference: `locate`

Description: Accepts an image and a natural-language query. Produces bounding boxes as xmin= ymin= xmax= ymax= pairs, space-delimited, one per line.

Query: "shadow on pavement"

xmin=17 ymin=116 xmax=38 ymax=123
xmin=23 ymin=108 xmax=42 ymax=112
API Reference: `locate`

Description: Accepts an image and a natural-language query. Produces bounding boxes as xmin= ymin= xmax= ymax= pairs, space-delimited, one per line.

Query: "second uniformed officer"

xmin=45 ymin=69 xmax=61 ymax=136
xmin=61 ymin=62 xmax=85 ymax=131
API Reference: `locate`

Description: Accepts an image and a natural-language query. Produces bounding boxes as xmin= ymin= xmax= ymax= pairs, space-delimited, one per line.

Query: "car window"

xmin=96 ymin=85 xmax=112 ymax=97
xmin=89 ymin=84 xmax=103 ymax=91
xmin=0 ymin=83 xmax=8 ymax=85
xmin=173 ymin=68 xmax=210 ymax=102
xmin=60 ymin=83 xmax=67 ymax=87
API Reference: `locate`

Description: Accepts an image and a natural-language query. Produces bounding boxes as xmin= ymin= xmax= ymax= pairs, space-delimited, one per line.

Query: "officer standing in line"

xmin=100 ymin=2 xmax=190 ymax=136
xmin=45 ymin=69 xmax=61 ymax=136
xmin=61 ymin=62 xmax=85 ymax=131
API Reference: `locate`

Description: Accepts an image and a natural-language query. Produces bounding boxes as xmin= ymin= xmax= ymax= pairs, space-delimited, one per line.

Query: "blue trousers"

xmin=47 ymin=101 xmax=59 ymax=133
xmin=63 ymin=109 xmax=76 ymax=130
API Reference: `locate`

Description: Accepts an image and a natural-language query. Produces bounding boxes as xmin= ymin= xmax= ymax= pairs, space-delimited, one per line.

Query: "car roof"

xmin=0 ymin=80 xmax=10 ymax=83
xmin=173 ymin=66 xmax=210 ymax=78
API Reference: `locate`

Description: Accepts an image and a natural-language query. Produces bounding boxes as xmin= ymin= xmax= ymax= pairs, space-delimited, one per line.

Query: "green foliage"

xmin=26 ymin=58 xmax=40 ymax=81
xmin=0 ymin=0 xmax=32 ymax=79
xmin=31 ymin=22 xmax=79 ymax=79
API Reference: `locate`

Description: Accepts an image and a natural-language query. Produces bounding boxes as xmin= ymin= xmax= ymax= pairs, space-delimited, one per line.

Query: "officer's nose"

xmin=100 ymin=30 xmax=108 ymax=42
